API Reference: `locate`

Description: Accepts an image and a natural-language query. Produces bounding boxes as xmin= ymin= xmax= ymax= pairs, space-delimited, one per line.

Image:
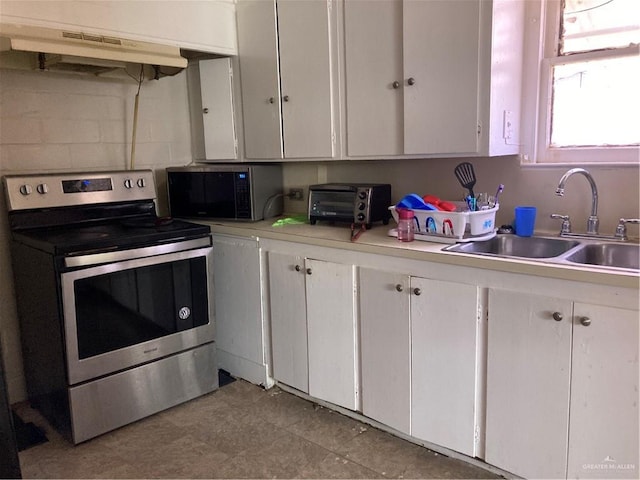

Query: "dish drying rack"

xmin=388 ymin=203 xmax=499 ymax=243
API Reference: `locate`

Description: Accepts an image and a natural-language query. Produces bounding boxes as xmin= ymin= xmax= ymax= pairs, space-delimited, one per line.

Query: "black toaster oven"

xmin=308 ymin=183 xmax=392 ymax=227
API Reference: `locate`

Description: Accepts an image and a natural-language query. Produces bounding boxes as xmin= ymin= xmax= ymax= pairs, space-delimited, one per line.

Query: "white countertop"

xmin=200 ymin=217 xmax=639 ymax=290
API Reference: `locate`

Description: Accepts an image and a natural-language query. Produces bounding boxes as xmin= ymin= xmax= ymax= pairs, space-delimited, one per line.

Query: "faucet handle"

xmin=551 ymin=214 xmax=572 ymax=235
xmin=615 ymin=218 xmax=640 ymax=241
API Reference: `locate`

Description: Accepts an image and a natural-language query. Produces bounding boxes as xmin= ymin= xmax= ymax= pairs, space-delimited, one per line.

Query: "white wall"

xmin=0 ymin=68 xmax=193 ymax=402
xmin=282 ymin=158 xmax=640 ymax=236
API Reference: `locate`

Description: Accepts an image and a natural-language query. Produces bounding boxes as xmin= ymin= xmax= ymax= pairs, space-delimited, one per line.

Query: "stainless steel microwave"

xmin=167 ymin=164 xmax=283 ymax=221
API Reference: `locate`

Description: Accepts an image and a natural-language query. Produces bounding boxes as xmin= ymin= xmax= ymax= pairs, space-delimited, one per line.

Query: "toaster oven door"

xmin=309 ymin=191 xmax=356 ymax=222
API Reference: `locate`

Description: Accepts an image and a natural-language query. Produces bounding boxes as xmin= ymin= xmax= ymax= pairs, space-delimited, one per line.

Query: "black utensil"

xmin=454 ymin=162 xmax=477 ymax=200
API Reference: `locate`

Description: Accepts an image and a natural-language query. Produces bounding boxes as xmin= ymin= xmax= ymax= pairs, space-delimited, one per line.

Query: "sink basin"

xmin=443 ymin=235 xmax=581 ymax=258
xmin=564 ymin=243 xmax=639 ymax=270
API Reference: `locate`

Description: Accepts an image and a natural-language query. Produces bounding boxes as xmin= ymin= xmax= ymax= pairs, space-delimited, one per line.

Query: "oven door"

xmin=61 ymin=239 xmax=214 ymax=385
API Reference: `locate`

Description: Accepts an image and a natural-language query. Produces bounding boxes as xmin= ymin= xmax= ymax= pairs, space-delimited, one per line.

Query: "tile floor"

xmin=16 ymin=379 xmax=501 ymax=479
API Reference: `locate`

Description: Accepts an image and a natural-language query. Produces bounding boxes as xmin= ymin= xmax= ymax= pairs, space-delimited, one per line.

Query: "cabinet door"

xmin=212 ymin=236 xmax=265 ymax=380
xmin=485 ymin=289 xmax=572 ymax=479
xmin=344 ymin=0 xmax=403 ymax=156
xmin=199 ymin=58 xmax=237 ymax=160
xmin=268 ymin=252 xmax=308 ymax=393
xmin=403 ymin=0 xmax=480 ymax=154
xmin=410 ymin=278 xmax=479 ymax=456
xmin=567 ymin=304 xmax=639 ymax=479
xmin=236 ymin=0 xmax=283 ymax=159
xmin=306 ymin=259 xmax=358 ymax=410
xmin=359 ymin=268 xmax=410 ymax=434
xmin=277 ymin=0 xmax=334 ymax=158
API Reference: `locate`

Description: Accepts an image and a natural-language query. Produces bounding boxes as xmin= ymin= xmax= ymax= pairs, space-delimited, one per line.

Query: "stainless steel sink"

xmin=443 ymin=235 xmax=639 ymax=272
xmin=564 ymin=243 xmax=639 ymax=270
xmin=443 ymin=235 xmax=581 ymax=259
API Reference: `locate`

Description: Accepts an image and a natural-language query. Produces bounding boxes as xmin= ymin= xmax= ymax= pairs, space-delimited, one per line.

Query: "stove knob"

xmin=19 ymin=184 xmax=33 ymax=196
xmin=136 ymin=178 xmax=146 ymax=188
xmin=357 ymin=202 xmax=366 ymax=211
xmin=357 ymin=213 xmax=366 ymax=222
xmin=36 ymin=183 xmax=49 ymax=194
xmin=358 ymin=191 xmax=368 ymax=200
xmin=123 ymin=179 xmax=133 ymax=189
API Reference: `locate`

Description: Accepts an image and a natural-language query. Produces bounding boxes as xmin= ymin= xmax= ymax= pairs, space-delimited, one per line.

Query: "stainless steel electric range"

xmin=3 ymin=170 xmax=218 ymax=444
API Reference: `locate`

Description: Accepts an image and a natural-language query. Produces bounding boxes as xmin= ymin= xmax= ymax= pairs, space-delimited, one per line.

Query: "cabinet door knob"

xmin=407 ymin=77 xmax=416 ymax=86
xmin=392 ymin=81 xmax=400 ymax=89
xmin=552 ymin=312 xmax=563 ymax=321
xmin=268 ymin=97 xmax=275 ymax=104
xmin=580 ymin=316 xmax=591 ymax=326
xmin=413 ymin=287 xmax=421 ymax=296
xmin=306 ymin=268 xmax=312 ymax=275
xmin=202 ymin=107 xmax=209 ymax=114
xmin=294 ymin=265 xmax=301 ymax=272
xmin=283 ymin=95 xmax=290 ymax=102
xmin=395 ymin=284 xmax=403 ymax=292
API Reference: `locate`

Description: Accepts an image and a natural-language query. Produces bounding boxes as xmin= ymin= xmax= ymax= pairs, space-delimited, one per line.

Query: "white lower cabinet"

xmin=268 ymin=251 xmax=358 ymax=410
xmin=268 ymin=252 xmax=309 ymax=393
xmin=211 ymin=234 xmax=269 ymax=385
xmin=410 ymin=277 xmax=480 ymax=457
xmin=250 ymin=235 xmax=638 ymax=479
xmin=306 ymin=258 xmax=358 ymax=410
xmin=567 ymin=303 xmax=639 ymax=479
xmin=359 ymin=268 xmax=411 ymax=434
xmin=486 ymin=290 xmax=639 ymax=479
xmin=485 ymin=290 xmax=572 ymax=478
xmin=359 ymin=268 xmax=480 ymax=455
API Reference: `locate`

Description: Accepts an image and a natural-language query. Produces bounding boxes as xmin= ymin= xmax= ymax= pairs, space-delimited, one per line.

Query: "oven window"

xmin=73 ymin=257 xmax=208 ymax=359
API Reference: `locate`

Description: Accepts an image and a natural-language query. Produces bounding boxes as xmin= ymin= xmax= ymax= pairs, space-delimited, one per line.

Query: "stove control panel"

xmin=3 ymin=170 xmax=156 ymax=211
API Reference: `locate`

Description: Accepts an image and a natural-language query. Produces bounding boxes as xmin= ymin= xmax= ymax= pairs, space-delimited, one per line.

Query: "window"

xmin=524 ymin=0 xmax=640 ymax=164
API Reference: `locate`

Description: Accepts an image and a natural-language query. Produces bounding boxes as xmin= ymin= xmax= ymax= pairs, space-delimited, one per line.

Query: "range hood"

xmin=0 ymin=23 xmax=188 ymax=71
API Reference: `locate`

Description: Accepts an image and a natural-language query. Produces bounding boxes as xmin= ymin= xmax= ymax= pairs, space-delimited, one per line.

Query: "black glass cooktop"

xmin=12 ymin=216 xmax=211 ymax=255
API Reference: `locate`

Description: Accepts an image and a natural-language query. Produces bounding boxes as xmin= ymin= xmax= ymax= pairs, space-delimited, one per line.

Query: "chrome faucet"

xmin=556 ymin=168 xmax=599 ymax=235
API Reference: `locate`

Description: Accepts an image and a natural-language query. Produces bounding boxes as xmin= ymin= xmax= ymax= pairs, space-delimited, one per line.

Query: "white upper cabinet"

xmin=343 ymin=0 xmax=524 ymax=158
xmin=403 ymin=0 xmax=480 ymax=155
xmin=343 ymin=0 xmax=403 ymax=156
xmin=236 ymin=0 xmax=336 ymax=160
xmin=198 ymin=58 xmax=238 ymax=160
xmin=0 ymin=0 xmax=237 ymax=55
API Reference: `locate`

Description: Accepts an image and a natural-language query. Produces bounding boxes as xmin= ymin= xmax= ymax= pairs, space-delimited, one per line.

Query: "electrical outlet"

xmin=289 ymin=188 xmax=304 ymax=200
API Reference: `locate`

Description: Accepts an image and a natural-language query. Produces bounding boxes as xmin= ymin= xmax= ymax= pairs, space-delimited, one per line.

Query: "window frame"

xmin=522 ymin=0 xmax=640 ymax=165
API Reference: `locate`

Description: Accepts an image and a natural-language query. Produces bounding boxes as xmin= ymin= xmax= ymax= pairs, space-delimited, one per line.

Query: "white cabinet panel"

xmin=359 ymin=268 xmax=410 ymax=434
xmin=402 ymin=0 xmax=480 ymax=154
xmin=567 ymin=304 xmax=639 ymax=479
xmin=343 ymin=0 xmax=523 ymax=157
xmin=277 ymin=0 xmax=334 ymax=158
xmin=306 ymin=258 xmax=358 ymax=410
xmin=199 ymin=58 xmax=237 ymax=160
xmin=268 ymin=252 xmax=308 ymax=393
xmin=485 ymin=289 xmax=572 ymax=479
xmin=236 ymin=0 xmax=335 ymax=159
xmin=236 ymin=0 xmax=283 ymax=159
xmin=411 ymin=278 xmax=480 ymax=456
xmin=211 ymin=235 xmax=267 ymax=384
xmin=343 ymin=0 xmax=403 ymax=156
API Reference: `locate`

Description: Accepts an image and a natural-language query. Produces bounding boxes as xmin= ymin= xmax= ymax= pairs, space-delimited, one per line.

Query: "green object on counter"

xmin=272 ymin=215 xmax=308 ymax=226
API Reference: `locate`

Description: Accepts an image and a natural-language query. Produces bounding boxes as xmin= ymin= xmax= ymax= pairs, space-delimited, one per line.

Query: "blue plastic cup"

xmin=514 ymin=206 xmax=537 ymax=237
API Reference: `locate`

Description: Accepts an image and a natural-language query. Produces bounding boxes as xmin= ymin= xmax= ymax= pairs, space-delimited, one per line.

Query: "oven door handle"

xmin=64 ymin=236 xmax=212 ymax=268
